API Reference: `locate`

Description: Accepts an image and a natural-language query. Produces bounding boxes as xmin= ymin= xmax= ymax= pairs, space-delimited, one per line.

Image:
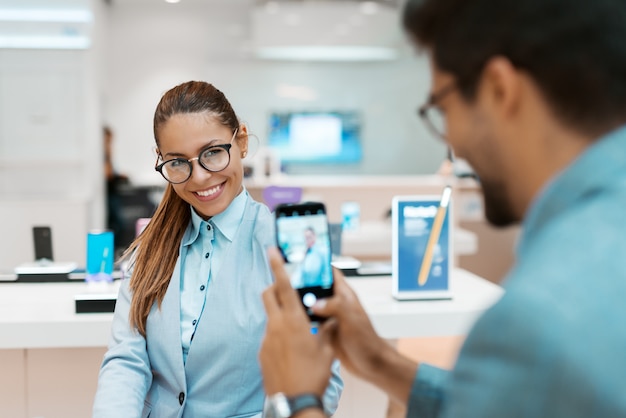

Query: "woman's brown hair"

xmin=123 ymin=81 xmax=241 ymax=336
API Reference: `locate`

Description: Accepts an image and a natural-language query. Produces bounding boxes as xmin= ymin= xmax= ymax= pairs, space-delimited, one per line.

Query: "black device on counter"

xmin=33 ymin=226 xmax=53 ymax=261
xmin=274 ymin=202 xmax=334 ymax=323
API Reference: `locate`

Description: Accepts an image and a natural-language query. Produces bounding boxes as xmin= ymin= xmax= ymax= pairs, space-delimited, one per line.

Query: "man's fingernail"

xmin=314 ymin=299 xmax=327 ymax=310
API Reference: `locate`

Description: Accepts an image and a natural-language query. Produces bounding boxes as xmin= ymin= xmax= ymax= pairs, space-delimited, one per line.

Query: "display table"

xmin=0 ymin=269 xmax=502 ymax=418
xmin=348 ymin=268 xmax=502 ymax=339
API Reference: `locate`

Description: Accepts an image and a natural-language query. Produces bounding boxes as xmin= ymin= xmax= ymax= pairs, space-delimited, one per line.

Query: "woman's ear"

xmin=237 ymin=124 xmax=249 ymax=157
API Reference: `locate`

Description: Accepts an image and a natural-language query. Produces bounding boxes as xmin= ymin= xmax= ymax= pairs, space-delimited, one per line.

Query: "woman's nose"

xmin=188 ymin=159 xmax=213 ymax=182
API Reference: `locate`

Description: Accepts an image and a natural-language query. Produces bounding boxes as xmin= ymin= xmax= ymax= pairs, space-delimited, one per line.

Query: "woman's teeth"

xmin=196 ymin=185 xmax=221 ymax=197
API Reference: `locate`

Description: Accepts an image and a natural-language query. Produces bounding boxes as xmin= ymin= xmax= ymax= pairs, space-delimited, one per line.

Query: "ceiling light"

xmin=252 ymin=1 xmax=401 ymax=62
xmin=256 ymin=46 xmax=397 ymax=62
xmin=0 ymin=4 xmax=92 ymax=50
xmin=0 ymin=9 xmax=92 ymax=23
xmin=0 ymin=35 xmax=90 ymax=49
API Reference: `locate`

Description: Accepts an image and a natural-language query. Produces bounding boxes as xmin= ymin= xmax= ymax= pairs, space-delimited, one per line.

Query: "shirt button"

xmin=206 ymin=224 xmax=211 ymax=231
xmin=205 ymin=252 xmax=210 ymax=259
xmin=192 ymin=319 xmax=197 ymax=326
xmin=200 ymin=285 xmax=205 ymax=291
xmin=179 ymin=392 xmax=185 ymax=405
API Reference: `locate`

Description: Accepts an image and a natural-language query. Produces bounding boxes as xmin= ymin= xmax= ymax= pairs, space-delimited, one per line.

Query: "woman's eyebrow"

xmin=163 ymin=151 xmax=187 ymax=159
xmin=163 ymin=139 xmax=224 ymax=158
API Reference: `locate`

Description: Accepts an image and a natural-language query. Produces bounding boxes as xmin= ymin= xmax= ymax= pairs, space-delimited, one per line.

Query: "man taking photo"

xmin=259 ymin=0 xmax=626 ymax=417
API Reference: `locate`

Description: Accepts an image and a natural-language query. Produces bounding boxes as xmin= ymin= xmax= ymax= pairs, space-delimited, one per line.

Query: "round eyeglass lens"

xmin=162 ymin=160 xmax=192 ymax=183
xmin=199 ymin=146 xmax=230 ymax=171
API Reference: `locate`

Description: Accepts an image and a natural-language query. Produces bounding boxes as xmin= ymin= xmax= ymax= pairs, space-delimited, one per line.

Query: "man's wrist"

xmin=266 ymin=392 xmax=325 ymax=418
xmin=292 ymin=408 xmax=325 ymax=418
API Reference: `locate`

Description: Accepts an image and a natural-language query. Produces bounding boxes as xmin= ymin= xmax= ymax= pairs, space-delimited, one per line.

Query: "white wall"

xmin=103 ymin=1 xmax=447 ymax=186
xmin=0 ymin=0 xmax=104 ymax=269
xmin=0 ymin=0 xmax=446 ymax=269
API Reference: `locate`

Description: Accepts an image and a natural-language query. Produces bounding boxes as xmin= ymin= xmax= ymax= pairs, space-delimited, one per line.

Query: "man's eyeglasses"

xmin=155 ymin=128 xmax=238 ymax=184
xmin=418 ymin=81 xmax=457 ymax=140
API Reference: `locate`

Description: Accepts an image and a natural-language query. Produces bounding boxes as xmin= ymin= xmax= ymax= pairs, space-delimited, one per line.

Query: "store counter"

xmin=0 ymin=269 xmax=500 ymax=349
xmin=0 ymin=269 xmax=502 ymax=418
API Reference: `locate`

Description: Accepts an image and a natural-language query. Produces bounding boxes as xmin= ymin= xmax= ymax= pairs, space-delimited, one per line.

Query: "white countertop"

xmin=348 ymin=268 xmax=502 ymax=339
xmin=0 ymin=268 xmax=502 ymax=349
xmin=0 ymin=281 xmax=120 ymax=350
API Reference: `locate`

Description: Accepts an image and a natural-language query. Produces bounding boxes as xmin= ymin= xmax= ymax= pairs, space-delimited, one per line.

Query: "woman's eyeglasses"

xmin=155 ymin=128 xmax=238 ymax=184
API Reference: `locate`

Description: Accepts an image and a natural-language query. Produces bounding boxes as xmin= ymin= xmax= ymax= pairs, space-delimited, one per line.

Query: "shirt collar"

xmin=183 ymin=188 xmax=249 ymax=246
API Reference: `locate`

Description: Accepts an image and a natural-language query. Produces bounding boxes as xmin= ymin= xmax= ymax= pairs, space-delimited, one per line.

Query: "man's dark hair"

xmin=403 ymin=0 xmax=626 ymax=137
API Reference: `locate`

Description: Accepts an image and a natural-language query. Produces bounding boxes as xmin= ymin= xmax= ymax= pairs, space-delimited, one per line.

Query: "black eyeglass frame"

xmin=154 ymin=128 xmax=238 ymax=184
xmin=417 ymin=81 xmax=457 ymax=140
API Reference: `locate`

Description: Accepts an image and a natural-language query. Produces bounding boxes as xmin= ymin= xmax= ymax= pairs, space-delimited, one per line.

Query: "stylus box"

xmin=392 ymin=189 xmax=453 ymax=300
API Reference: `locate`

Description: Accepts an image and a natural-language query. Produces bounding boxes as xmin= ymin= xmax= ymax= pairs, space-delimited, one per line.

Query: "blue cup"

xmin=86 ymin=230 xmax=114 ymax=283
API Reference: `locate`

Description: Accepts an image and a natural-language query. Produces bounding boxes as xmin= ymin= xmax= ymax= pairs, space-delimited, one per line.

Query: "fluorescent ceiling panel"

xmin=0 ymin=3 xmax=92 ymax=49
xmin=256 ymin=46 xmax=397 ymax=62
xmin=0 ymin=35 xmax=90 ymax=49
xmin=252 ymin=1 xmax=401 ymax=62
xmin=0 ymin=9 xmax=92 ymax=22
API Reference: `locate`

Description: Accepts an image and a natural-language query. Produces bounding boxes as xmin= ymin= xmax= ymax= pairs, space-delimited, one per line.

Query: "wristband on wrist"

xmin=266 ymin=392 xmax=324 ymax=418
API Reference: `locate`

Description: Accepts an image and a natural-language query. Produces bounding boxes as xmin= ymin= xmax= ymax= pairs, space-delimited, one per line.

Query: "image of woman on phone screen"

xmin=92 ymin=81 xmax=342 ymax=417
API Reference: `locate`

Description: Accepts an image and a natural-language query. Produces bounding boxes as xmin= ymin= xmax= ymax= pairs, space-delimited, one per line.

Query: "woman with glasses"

xmin=93 ymin=81 xmax=342 ymax=418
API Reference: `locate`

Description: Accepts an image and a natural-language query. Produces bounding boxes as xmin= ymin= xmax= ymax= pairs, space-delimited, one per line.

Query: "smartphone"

xmin=33 ymin=226 xmax=54 ymax=261
xmin=274 ymin=202 xmax=334 ymax=323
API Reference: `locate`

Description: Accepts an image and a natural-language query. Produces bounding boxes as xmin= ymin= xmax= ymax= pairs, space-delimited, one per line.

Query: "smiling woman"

xmin=92 ymin=80 xmax=343 ymax=417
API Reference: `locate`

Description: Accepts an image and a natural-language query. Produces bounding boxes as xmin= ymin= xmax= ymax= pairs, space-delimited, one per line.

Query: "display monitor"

xmin=268 ymin=111 xmax=362 ymax=164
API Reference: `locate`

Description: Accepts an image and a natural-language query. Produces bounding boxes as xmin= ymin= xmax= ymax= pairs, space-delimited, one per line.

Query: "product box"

xmin=392 ymin=187 xmax=453 ymax=300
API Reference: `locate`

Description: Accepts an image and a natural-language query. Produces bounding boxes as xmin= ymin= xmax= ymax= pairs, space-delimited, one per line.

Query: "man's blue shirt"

xmin=408 ymin=125 xmax=626 ymax=417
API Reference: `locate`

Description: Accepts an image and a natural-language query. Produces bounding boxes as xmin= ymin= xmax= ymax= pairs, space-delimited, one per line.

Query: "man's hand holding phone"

xmin=260 ymin=246 xmax=420 ymax=408
xmin=274 ymin=202 xmax=334 ymax=323
xmin=260 ymin=247 xmax=334 ymax=400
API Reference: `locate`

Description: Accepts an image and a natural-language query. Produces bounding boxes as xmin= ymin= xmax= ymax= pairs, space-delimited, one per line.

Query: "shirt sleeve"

xmin=92 ymin=279 xmax=153 ymax=417
xmin=406 ymin=363 xmax=450 ymax=418
xmin=322 ymin=359 xmax=344 ymax=415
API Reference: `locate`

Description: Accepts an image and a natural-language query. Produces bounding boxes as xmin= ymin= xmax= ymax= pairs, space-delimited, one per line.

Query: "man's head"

xmin=403 ymin=0 xmax=626 ymax=226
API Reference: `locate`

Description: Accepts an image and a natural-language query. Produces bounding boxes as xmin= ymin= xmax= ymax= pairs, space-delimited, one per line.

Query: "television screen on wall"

xmin=268 ymin=111 xmax=362 ymax=164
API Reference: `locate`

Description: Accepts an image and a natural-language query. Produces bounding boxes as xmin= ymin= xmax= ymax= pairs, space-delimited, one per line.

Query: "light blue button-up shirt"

xmin=180 ymin=189 xmax=247 ymax=363
xmin=407 ymin=125 xmax=626 ymax=417
xmin=94 ymin=189 xmax=343 ymax=417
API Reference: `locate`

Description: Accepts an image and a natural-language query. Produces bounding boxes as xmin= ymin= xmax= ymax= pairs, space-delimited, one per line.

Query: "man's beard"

xmin=481 ymin=178 xmax=519 ymax=227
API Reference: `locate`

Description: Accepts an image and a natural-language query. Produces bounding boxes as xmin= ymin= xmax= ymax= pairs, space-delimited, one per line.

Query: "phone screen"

xmin=275 ymin=202 xmax=334 ymax=322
